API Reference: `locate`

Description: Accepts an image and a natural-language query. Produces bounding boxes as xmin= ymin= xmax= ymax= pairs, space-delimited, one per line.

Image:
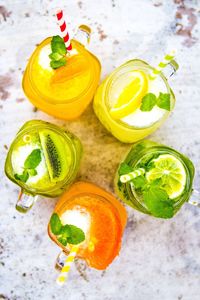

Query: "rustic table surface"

xmin=0 ymin=1 xmax=200 ymax=299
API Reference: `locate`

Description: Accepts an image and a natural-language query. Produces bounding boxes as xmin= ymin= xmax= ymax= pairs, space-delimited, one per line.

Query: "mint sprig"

xmin=157 ymin=93 xmax=170 ymax=110
xmin=49 ymin=35 xmax=67 ymax=69
xmin=14 ymin=149 xmax=41 ymax=183
xmin=118 ymin=162 xmax=133 ymax=176
xmin=119 ymin=163 xmax=174 ymax=218
xmin=50 ymin=213 xmax=85 ymax=246
xmin=135 ymin=177 xmax=174 ymax=218
xmin=140 ymin=93 xmax=157 ymax=111
xmin=143 ymin=184 xmax=174 ymax=219
xmin=50 ymin=213 xmax=62 ymax=235
xmin=131 ymin=175 xmax=147 ymax=189
xmin=140 ymin=92 xmax=170 ymax=112
xmin=14 ymin=170 xmax=29 ymax=182
xmin=24 ymin=149 xmax=42 ymax=169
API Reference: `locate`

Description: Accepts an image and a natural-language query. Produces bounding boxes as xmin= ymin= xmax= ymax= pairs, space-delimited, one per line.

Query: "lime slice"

xmin=109 ymin=70 xmax=148 ymax=119
xmin=146 ymin=154 xmax=187 ymax=199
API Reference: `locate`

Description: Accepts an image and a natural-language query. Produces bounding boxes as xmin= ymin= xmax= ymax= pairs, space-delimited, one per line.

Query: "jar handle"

xmin=55 ymin=250 xmax=68 ymax=271
xmin=16 ymin=189 xmax=38 ymax=213
xmin=73 ymin=24 xmax=91 ymax=47
xmin=188 ymin=189 xmax=200 ymax=208
xmin=162 ymin=59 xmax=179 ymax=80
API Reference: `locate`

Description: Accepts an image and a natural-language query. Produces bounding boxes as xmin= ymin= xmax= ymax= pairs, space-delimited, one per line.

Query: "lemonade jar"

xmin=22 ymin=25 xmax=101 ymax=120
xmin=114 ymin=140 xmax=198 ymax=219
xmin=48 ymin=181 xmax=127 ymax=280
xmin=5 ymin=120 xmax=82 ymax=212
xmin=94 ymin=55 xmax=178 ymax=143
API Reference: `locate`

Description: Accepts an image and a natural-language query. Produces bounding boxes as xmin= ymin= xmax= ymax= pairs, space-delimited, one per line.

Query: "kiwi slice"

xmin=39 ymin=129 xmax=71 ymax=183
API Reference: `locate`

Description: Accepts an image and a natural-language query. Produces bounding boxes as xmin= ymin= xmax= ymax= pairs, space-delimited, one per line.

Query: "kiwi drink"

xmin=5 ymin=120 xmax=82 ymax=212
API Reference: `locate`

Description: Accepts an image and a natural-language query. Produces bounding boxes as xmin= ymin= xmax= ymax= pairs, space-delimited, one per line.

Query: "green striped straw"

xmin=120 ymin=168 xmax=145 ymax=183
xmin=149 ymin=50 xmax=176 ymax=80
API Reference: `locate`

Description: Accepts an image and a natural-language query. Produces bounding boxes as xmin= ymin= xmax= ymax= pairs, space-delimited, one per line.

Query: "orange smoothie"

xmin=22 ymin=26 xmax=101 ymax=120
xmin=48 ymin=182 xmax=127 ymax=270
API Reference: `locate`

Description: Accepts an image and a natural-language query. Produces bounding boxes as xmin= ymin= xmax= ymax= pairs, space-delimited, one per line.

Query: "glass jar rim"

xmin=55 ymin=192 xmax=118 ymax=214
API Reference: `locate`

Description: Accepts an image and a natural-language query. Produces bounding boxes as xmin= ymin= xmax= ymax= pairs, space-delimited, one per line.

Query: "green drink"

xmin=115 ymin=140 xmax=195 ymax=218
xmin=5 ymin=120 xmax=82 ymax=212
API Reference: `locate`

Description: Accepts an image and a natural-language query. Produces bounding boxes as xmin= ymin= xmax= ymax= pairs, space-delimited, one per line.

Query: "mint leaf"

xmin=24 ymin=149 xmax=41 ymax=169
xmin=57 ymin=225 xmax=71 ymax=246
xmin=51 ymin=36 xmax=67 ymax=55
xmin=145 ymin=160 xmax=155 ymax=171
xmin=50 ymin=213 xmax=62 ymax=235
xmin=49 ymin=52 xmax=63 ymax=61
xmin=14 ymin=170 xmax=29 ymax=183
xmin=58 ymin=236 xmax=68 ymax=246
xmin=118 ymin=163 xmax=133 ymax=176
xmin=131 ymin=175 xmax=147 ymax=189
xmin=52 ymin=35 xmax=64 ymax=43
xmin=60 ymin=225 xmax=71 ymax=238
xmin=149 ymin=178 xmax=163 ymax=188
xmin=157 ymin=93 xmax=170 ymax=111
xmin=140 ymin=93 xmax=157 ymax=111
xmin=28 ymin=169 xmax=37 ymax=176
xmin=67 ymin=225 xmax=85 ymax=245
xmin=143 ymin=186 xmax=174 ymax=218
xmin=50 ymin=58 xmax=66 ymax=69
xmin=50 ymin=35 xmax=67 ymax=69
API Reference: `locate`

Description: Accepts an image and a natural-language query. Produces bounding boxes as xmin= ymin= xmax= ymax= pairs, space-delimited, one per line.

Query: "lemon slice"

xmin=109 ymin=70 xmax=148 ymax=119
xmin=146 ymin=154 xmax=187 ymax=199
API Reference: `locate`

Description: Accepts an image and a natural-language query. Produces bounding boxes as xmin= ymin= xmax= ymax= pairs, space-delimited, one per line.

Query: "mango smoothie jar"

xmin=48 ymin=182 xmax=127 ymax=272
xmin=94 ymin=57 xmax=178 ymax=143
xmin=22 ymin=25 xmax=101 ymax=120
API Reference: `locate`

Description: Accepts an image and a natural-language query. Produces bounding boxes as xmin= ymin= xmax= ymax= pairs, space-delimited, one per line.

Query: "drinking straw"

xmin=120 ymin=168 xmax=145 ymax=183
xmin=56 ymin=9 xmax=72 ymax=51
xmin=56 ymin=245 xmax=78 ymax=285
xmin=149 ymin=50 xmax=176 ymax=80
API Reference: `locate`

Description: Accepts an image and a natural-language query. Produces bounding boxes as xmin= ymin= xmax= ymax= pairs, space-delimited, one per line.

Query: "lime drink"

xmin=115 ymin=140 xmax=194 ymax=218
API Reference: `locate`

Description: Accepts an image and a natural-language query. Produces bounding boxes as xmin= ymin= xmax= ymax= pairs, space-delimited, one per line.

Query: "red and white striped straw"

xmin=56 ymin=9 xmax=72 ymax=51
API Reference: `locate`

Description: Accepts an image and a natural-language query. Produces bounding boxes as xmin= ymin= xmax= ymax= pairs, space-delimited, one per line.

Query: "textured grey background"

xmin=0 ymin=0 xmax=200 ymax=299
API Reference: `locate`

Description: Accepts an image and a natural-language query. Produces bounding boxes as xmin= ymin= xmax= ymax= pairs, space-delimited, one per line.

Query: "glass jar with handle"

xmin=4 ymin=120 xmax=82 ymax=212
xmin=48 ymin=181 xmax=127 ymax=271
xmin=114 ymin=140 xmax=198 ymax=219
xmin=94 ymin=57 xmax=178 ymax=143
xmin=22 ymin=25 xmax=101 ymax=120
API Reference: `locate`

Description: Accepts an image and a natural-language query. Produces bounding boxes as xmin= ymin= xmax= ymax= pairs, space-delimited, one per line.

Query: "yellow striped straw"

xmin=56 ymin=245 xmax=78 ymax=286
xmin=120 ymin=168 xmax=145 ymax=183
xmin=149 ymin=50 xmax=176 ymax=80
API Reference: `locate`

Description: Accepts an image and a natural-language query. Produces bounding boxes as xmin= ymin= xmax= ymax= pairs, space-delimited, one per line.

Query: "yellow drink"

xmin=93 ymin=59 xmax=177 ymax=143
xmin=23 ymin=26 xmax=101 ymax=120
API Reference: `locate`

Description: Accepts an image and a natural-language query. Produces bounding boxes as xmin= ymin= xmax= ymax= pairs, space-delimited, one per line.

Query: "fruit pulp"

xmin=22 ymin=38 xmax=101 ymax=120
xmin=115 ymin=140 xmax=194 ymax=217
xmin=48 ymin=182 xmax=127 ymax=270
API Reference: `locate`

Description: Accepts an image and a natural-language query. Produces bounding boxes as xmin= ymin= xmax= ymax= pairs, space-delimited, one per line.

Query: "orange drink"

xmin=22 ymin=25 xmax=101 ymax=120
xmin=48 ymin=182 xmax=127 ymax=270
